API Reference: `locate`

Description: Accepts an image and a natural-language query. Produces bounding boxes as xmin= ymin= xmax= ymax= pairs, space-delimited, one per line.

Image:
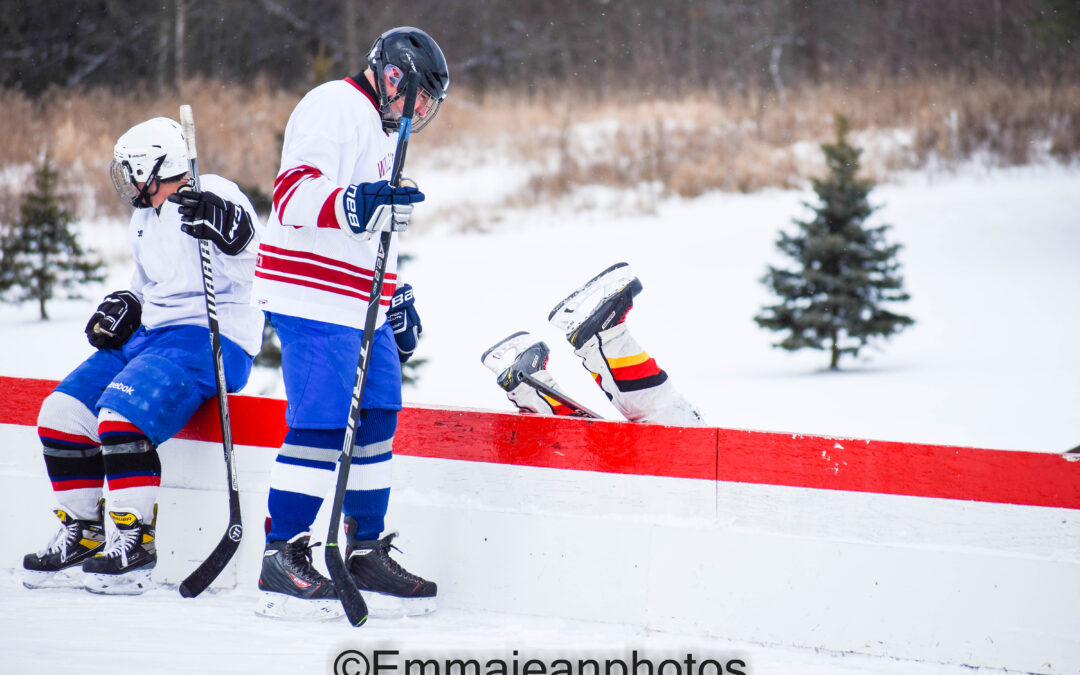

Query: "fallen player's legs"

xmin=550 ymin=263 xmax=704 ymax=426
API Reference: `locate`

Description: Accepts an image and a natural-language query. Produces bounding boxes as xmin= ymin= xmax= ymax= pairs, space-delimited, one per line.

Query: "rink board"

xmin=1 ymin=375 xmax=1078 ymax=674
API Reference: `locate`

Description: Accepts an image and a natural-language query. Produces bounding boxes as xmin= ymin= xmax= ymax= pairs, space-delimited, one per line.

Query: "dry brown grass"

xmin=0 ymin=73 xmax=1076 ymax=221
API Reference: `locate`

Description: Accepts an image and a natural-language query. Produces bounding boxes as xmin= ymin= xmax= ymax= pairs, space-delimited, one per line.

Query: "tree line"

xmin=1 ymin=0 xmax=1077 ymax=97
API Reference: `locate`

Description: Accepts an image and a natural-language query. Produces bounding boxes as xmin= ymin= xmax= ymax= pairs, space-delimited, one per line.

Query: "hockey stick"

xmin=324 ymin=69 xmax=420 ymax=627
xmin=521 ymin=373 xmax=602 ymax=419
xmin=177 ymin=104 xmax=244 ymax=598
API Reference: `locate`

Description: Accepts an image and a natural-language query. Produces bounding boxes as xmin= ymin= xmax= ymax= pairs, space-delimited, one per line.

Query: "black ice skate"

xmin=548 ymin=262 xmax=643 ymax=349
xmin=481 ymin=332 xmax=601 ymax=418
xmin=345 ymin=524 xmax=437 ymax=618
xmin=256 ymin=532 xmax=343 ymax=621
xmin=23 ymin=505 xmax=105 ymax=589
xmin=83 ymin=507 xmax=157 ymax=595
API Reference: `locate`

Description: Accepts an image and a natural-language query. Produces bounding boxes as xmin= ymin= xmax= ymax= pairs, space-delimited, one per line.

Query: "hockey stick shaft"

xmin=177 ymin=104 xmax=243 ymax=598
xmin=521 ymin=373 xmax=602 ymax=419
xmin=325 ymin=71 xmax=419 ymax=627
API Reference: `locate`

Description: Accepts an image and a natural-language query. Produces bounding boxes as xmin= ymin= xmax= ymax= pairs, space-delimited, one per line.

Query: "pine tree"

xmin=0 ymin=156 xmax=105 ymax=319
xmin=755 ymin=115 xmax=914 ymax=370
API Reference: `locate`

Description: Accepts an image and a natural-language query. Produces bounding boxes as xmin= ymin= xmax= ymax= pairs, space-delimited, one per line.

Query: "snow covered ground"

xmin=1 ymin=162 xmax=1077 ymax=674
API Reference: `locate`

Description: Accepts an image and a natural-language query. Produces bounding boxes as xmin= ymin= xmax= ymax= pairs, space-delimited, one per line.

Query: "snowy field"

xmin=1 ymin=162 xmax=1078 ymax=674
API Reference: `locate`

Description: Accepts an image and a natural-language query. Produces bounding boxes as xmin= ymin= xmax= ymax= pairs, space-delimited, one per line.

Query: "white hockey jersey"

xmin=128 ymin=174 xmax=265 ymax=356
xmin=251 ymin=76 xmax=401 ymax=329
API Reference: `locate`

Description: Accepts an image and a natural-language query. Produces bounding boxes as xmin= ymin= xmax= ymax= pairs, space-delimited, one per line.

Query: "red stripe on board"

xmin=3 ymin=376 xmax=1078 ymax=509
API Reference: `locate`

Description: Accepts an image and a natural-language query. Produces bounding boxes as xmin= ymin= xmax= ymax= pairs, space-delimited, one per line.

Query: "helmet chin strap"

xmin=131 ymin=155 xmax=167 ymax=208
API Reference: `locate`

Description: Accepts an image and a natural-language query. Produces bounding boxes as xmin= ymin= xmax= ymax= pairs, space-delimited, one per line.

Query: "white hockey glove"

xmin=339 ymin=179 xmax=424 ymax=242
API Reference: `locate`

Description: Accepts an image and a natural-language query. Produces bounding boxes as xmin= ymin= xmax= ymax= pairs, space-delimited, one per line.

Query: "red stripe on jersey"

xmin=257 ymin=244 xmax=398 ymax=283
xmin=97 ymin=420 xmax=142 ymax=436
xmin=51 ymin=478 xmax=104 ymax=491
xmin=317 ymin=188 xmax=343 ymax=229
xmin=344 ymin=76 xmax=379 ymax=112
xmin=255 ymin=270 xmax=394 ymax=306
xmin=610 ymin=358 xmax=663 ymax=382
xmin=37 ymin=426 xmax=96 ymax=445
xmin=256 ymin=252 xmax=397 ymax=299
xmin=107 ymin=474 xmax=162 ymax=490
xmin=273 ymin=165 xmax=322 ymax=216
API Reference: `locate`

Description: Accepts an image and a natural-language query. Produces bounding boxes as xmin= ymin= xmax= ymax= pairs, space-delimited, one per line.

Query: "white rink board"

xmin=2 ymin=422 xmax=1078 ymax=674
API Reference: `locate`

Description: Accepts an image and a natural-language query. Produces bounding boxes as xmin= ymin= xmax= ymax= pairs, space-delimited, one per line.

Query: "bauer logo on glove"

xmin=338 ymin=179 xmax=424 ymax=241
xmin=388 ymin=283 xmax=422 ymax=362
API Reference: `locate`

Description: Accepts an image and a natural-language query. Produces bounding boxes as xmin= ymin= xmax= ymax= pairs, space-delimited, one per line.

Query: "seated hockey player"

xmin=483 ymin=263 xmax=703 ymax=426
xmin=22 ymin=117 xmax=263 ymax=594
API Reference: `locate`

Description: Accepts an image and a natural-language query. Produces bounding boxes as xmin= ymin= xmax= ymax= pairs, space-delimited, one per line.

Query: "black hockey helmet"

xmin=367 ymin=27 xmax=449 ymax=133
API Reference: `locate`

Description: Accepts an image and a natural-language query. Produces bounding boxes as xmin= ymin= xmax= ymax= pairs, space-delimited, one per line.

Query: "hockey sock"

xmin=98 ymin=408 xmax=160 ymax=520
xmin=38 ymin=392 xmax=104 ymax=520
xmin=342 ymin=409 xmax=396 ymax=542
xmin=577 ymin=323 xmax=701 ymax=425
xmin=266 ymin=427 xmax=342 ymax=543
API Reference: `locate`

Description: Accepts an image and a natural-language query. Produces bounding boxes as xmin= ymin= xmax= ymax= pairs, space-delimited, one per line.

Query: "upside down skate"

xmin=548 ymin=262 xmax=642 ymax=349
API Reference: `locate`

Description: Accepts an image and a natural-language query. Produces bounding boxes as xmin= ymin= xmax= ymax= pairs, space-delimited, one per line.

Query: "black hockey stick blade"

xmin=179 ymin=517 xmax=243 ymax=597
xmin=326 ymin=544 xmax=369 ymax=626
xmin=1064 ymin=444 xmax=1080 ymax=461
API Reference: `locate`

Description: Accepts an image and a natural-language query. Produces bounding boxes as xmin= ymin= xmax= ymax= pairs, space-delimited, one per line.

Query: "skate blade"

xmin=84 ymin=568 xmax=155 ymax=595
xmin=22 ymin=567 xmax=86 ymax=590
xmin=548 ymin=262 xmax=636 ymax=334
xmin=364 ymin=591 xmax=437 ymax=619
xmin=480 ymin=331 xmax=542 ymax=375
xmin=254 ymin=591 xmax=345 ymax=622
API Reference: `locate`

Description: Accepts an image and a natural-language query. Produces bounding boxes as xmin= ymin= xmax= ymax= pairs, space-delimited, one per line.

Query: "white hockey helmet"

xmin=110 ymin=117 xmax=189 ymax=207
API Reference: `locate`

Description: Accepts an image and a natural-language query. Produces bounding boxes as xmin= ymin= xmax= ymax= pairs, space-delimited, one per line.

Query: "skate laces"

xmin=99 ymin=526 xmax=140 ymax=567
xmin=285 ymin=538 xmax=325 ymax=579
xmin=40 ymin=520 xmax=79 ymax=562
xmin=369 ymin=534 xmax=421 ymax=582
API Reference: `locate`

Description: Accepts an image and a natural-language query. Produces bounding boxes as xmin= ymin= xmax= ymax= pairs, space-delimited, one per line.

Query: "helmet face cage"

xmin=110 ymin=153 xmax=167 ymax=208
xmin=368 ymin=27 xmax=449 ymax=133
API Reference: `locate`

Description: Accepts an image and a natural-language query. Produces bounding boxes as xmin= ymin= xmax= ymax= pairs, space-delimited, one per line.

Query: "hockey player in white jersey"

xmin=22 ymin=117 xmax=263 ymax=594
xmin=483 ymin=263 xmax=704 ymax=426
xmin=251 ymin=27 xmax=446 ymax=620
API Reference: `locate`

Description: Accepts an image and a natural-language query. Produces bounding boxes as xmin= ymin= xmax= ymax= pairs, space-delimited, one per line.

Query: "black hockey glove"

xmin=85 ymin=290 xmax=142 ymax=350
xmin=387 ymin=284 xmax=422 ymax=363
xmin=168 ymin=189 xmax=255 ymax=256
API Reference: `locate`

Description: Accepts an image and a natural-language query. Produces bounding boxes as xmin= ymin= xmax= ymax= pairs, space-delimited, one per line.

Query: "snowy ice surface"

xmin=0 ymin=570 xmax=1008 ymax=675
xmin=1 ymin=164 xmax=1077 ymax=674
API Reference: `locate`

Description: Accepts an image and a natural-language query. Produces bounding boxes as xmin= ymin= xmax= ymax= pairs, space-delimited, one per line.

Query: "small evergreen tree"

xmin=755 ymin=115 xmax=914 ymax=370
xmin=0 ymin=156 xmax=104 ymax=319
